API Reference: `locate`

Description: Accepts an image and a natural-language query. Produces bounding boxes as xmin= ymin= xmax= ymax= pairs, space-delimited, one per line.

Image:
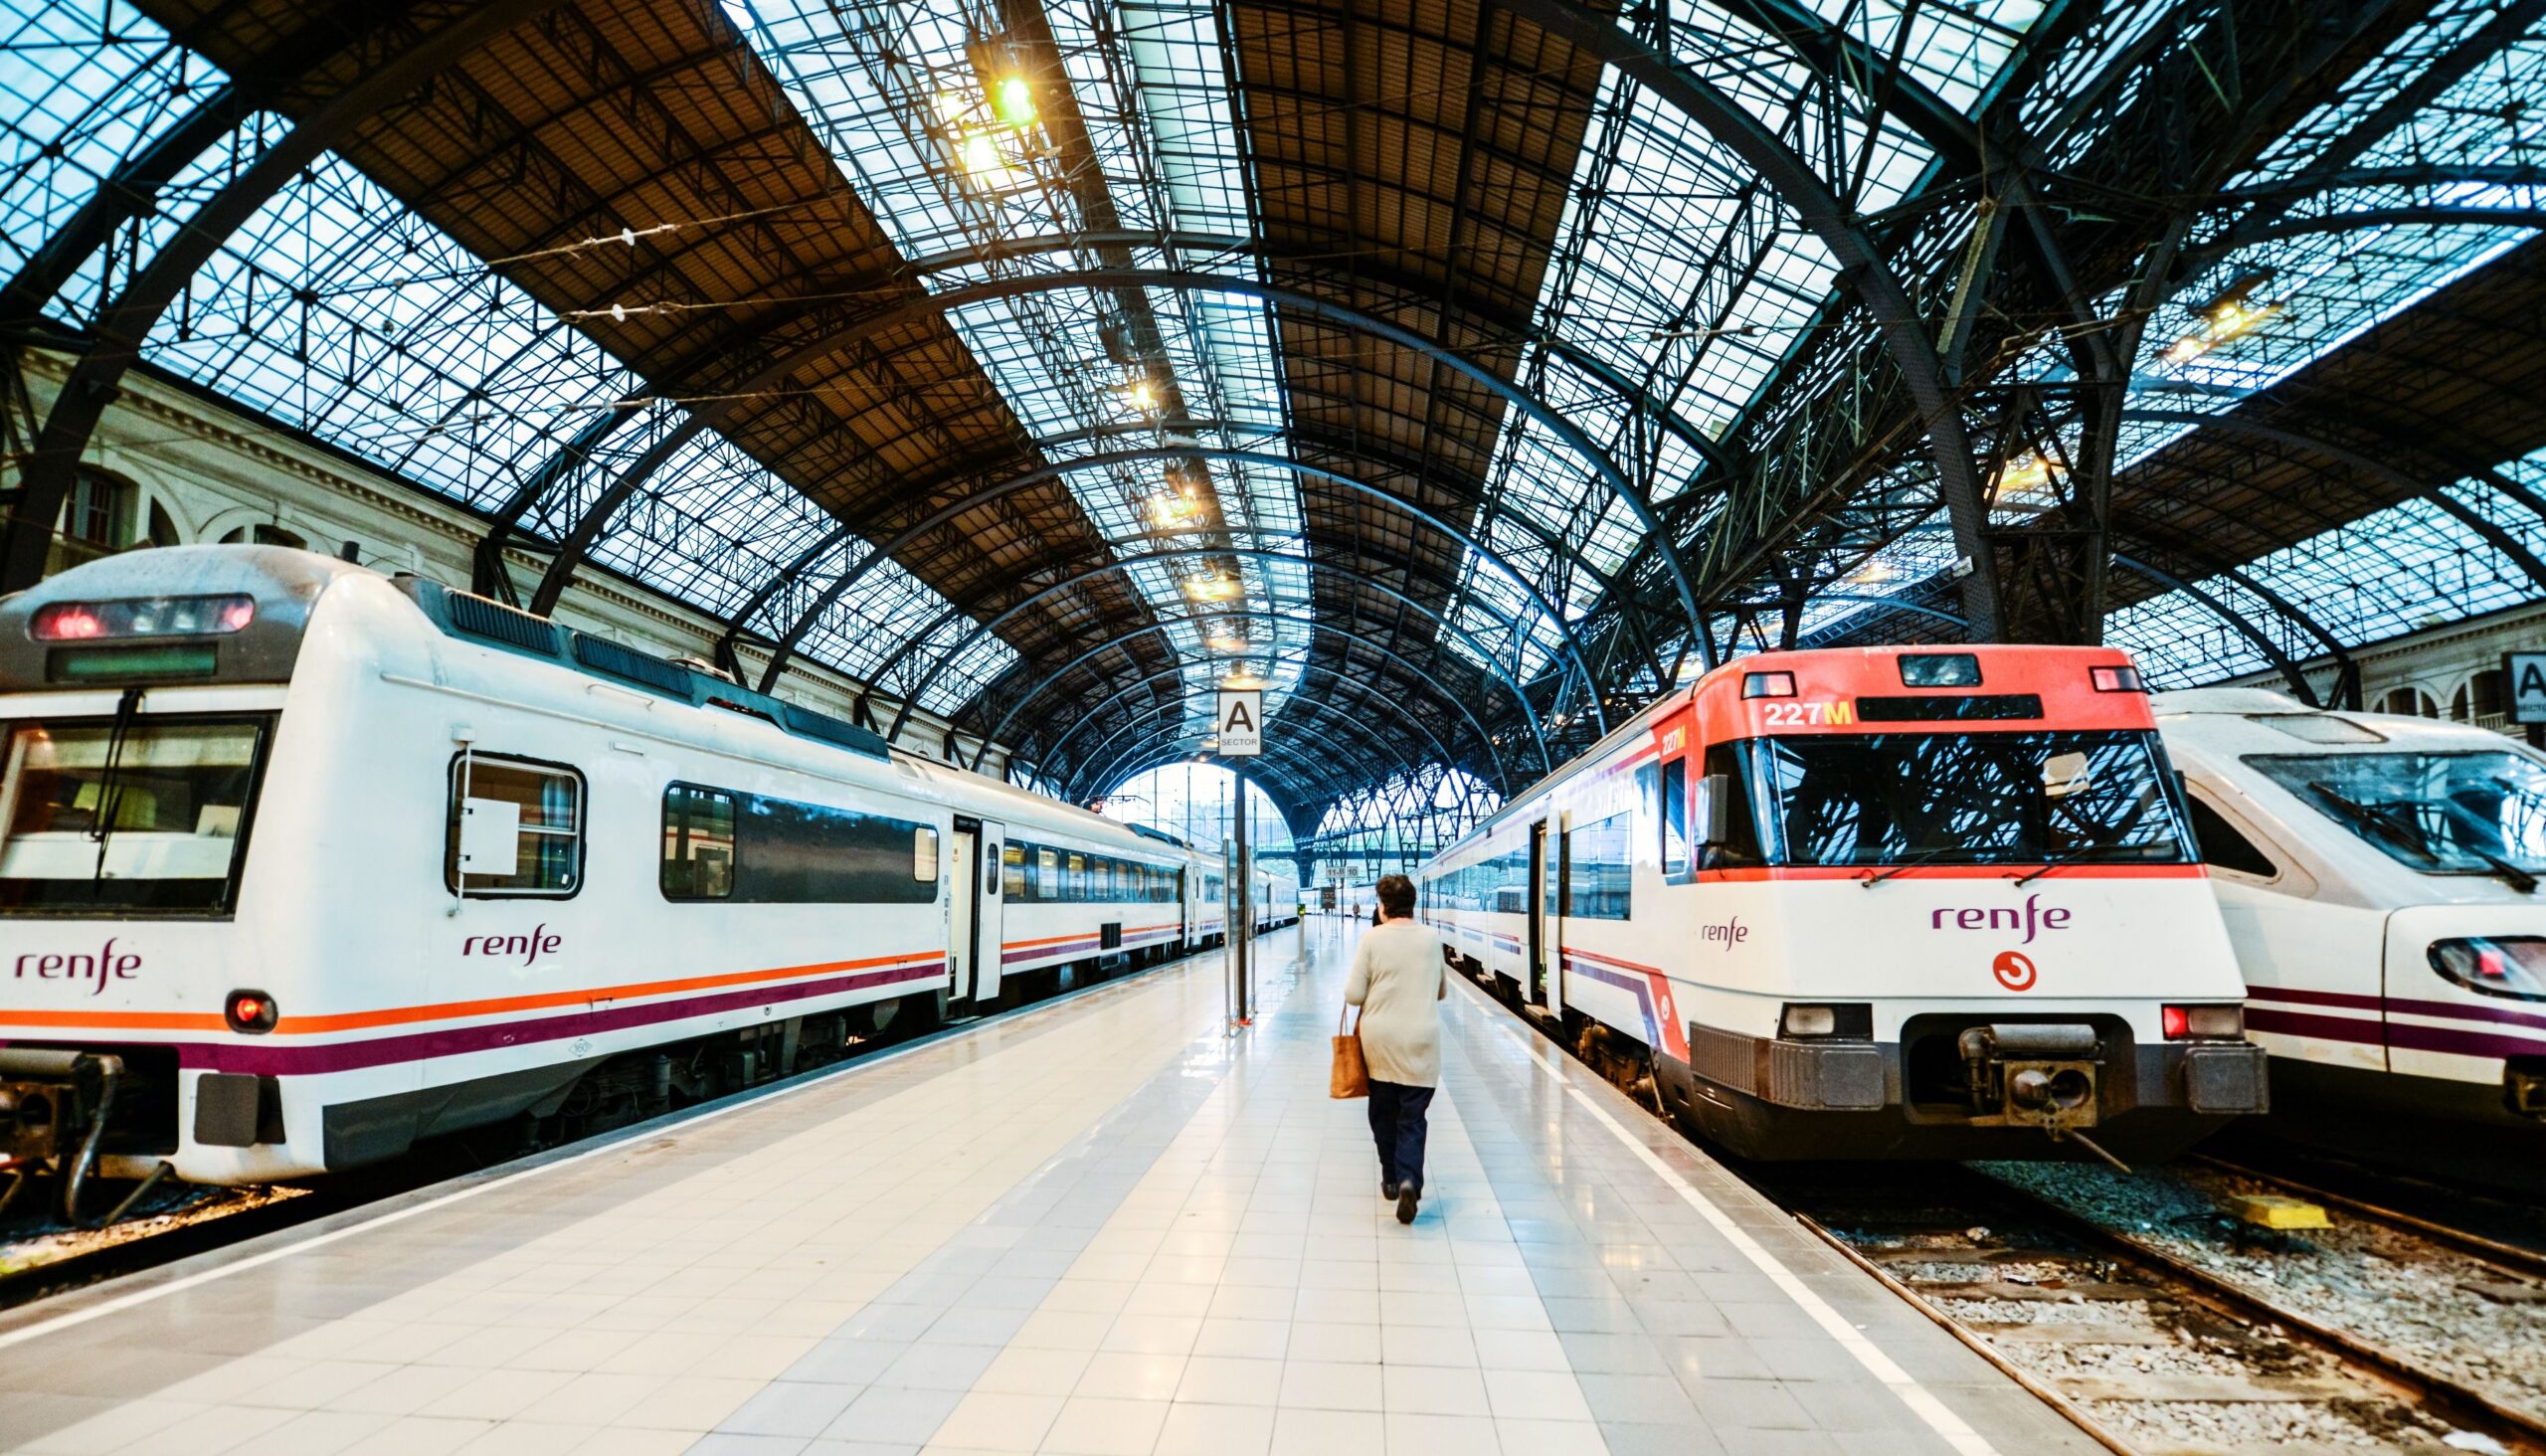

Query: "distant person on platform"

xmin=1346 ymin=873 xmax=1446 ymax=1224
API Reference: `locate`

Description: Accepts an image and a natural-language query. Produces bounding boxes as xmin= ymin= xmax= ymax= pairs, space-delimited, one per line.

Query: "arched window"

xmin=217 ymin=523 xmax=309 ymax=550
xmin=2455 ymin=669 xmax=2509 ymax=730
xmin=44 ymin=467 xmax=135 ymax=576
xmin=2380 ymin=685 xmax=2440 ymax=718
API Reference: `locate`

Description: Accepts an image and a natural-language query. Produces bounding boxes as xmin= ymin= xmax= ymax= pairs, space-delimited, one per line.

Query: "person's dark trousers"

xmin=1366 ymin=1079 xmax=1435 ymax=1192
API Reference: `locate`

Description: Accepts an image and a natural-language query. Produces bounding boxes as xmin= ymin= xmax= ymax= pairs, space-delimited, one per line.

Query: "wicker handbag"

xmin=1331 ymin=1005 xmax=1369 ymax=1099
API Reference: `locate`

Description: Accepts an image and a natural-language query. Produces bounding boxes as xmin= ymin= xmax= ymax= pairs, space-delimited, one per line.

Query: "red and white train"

xmin=1420 ymin=644 xmax=2270 ymax=1162
xmin=0 ymin=545 xmax=1292 ymax=1205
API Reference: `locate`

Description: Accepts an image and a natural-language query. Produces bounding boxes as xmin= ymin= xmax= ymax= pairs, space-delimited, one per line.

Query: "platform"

xmin=0 ymin=922 xmax=2094 ymax=1456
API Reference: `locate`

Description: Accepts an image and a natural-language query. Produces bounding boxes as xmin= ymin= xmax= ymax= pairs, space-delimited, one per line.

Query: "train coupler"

xmin=1957 ymin=1023 xmax=2102 ymax=1132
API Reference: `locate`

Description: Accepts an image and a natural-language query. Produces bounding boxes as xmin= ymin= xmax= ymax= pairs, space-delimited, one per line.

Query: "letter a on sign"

xmin=1216 ymin=689 xmax=1263 ymax=757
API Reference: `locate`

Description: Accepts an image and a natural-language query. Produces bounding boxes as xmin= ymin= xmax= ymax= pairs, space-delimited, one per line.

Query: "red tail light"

xmin=226 ymin=990 xmax=277 ymax=1033
xmin=31 ymin=595 xmax=255 ymax=641
xmin=1743 ymin=671 xmax=1796 ymax=699
xmin=2091 ymin=665 xmax=2145 ymax=692
xmin=2163 ymin=1003 xmax=2242 ymax=1039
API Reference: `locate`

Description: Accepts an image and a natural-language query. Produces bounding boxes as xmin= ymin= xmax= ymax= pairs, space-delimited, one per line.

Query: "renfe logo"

xmin=1930 ymin=894 xmax=2072 ymax=945
xmin=1699 ymin=915 xmax=1748 ymax=948
xmin=14 ymin=939 xmax=142 ymax=995
xmin=464 ymin=925 xmax=562 ymax=966
xmin=1993 ymin=951 xmax=2039 ymax=991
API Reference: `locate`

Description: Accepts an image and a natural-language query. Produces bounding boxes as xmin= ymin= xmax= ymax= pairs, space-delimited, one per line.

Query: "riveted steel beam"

xmin=965 ymin=612 xmax=1522 ymax=796
xmin=876 ymin=544 xmax=1563 ymax=755
xmin=510 ymin=268 xmax=1707 ymax=642
xmin=1025 ymin=660 xmax=1465 ymax=798
xmin=0 ymin=0 xmax=558 ymax=592
xmin=1494 ymin=0 xmax=2000 ymax=639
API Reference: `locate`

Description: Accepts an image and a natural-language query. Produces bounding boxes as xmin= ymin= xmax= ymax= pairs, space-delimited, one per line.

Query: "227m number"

xmin=1759 ymin=700 xmax=1856 ymax=726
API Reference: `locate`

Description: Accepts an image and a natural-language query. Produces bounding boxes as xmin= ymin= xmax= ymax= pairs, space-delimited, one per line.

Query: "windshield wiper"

xmin=2013 ymin=839 xmax=2150 ymax=886
xmin=1859 ymin=843 xmax=1966 ymax=887
xmin=2309 ymin=781 xmax=2539 ymax=894
xmin=87 ymin=688 xmax=145 ymax=884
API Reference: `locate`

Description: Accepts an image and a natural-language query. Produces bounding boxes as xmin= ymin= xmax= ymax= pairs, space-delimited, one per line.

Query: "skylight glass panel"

xmin=0 ymin=0 xmax=216 ymax=282
xmin=724 ymin=0 xmax=1312 ymax=736
xmin=2108 ymin=463 xmax=2546 ymax=686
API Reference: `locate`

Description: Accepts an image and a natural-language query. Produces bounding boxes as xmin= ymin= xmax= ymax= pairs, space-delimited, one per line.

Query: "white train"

xmin=2156 ymin=688 xmax=2546 ymax=1153
xmin=1420 ymin=645 xmax=2270 ymax=1163
xmin=0 ymin=545 xmax=1293 ymax=1207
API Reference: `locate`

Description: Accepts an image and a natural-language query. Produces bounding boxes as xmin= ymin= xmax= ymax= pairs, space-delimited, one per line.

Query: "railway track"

xmin=1461 ymin=966 xmax=2545 ymax=1453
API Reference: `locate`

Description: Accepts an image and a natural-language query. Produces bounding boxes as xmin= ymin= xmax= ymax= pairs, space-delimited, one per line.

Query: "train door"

xmin=1537 ymin=819 xmax=1561 ymax=1008
xmin=1526 ymin=820 xmax=1552 ymax=1008
xmin=1547 ymin=813 xmax=1569 ymax=1014
xmin=947 ymin=818 xmax=984 ymax=1006
xmin=975 ymin=820 xmax=1007 ymax=1004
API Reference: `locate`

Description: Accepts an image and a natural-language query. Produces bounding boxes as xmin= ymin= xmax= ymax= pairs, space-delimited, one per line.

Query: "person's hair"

xmin=1375 ymin=874 xmax=1415 ymax=919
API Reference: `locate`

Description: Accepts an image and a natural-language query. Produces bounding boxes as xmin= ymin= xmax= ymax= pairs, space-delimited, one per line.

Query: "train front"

xmin=0 ymin=547 xmax=364 ymax=1210
xmin=1661 ymin=645 xmax=2268 ymax=1163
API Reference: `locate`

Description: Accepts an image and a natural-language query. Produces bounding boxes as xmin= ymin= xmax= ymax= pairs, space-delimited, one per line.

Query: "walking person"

xmin=1345 ymin=873 xmax=1446 ymax=1224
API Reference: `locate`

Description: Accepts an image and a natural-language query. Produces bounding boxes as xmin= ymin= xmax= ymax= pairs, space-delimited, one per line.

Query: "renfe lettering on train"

xmin=13 ymin=939 xmax=142 ymax=994
xmin=1930 ymin=895 xmax=2071 ymax=944
xmin=463 ymin=925 xmax=563 ymax=966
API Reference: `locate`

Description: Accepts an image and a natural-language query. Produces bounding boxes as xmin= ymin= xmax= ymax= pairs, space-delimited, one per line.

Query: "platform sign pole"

xmin=1217 ymin=690 xmax=1262 ymax=1029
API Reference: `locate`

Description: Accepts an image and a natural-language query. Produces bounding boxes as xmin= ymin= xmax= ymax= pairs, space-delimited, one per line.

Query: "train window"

xmin=1698 ymin=742 xmax=1767 ymax=868
xmin=660 ymin=785 xmax=737 ymax=899
xmin=2184 ymin=797 xmax=2278 ymax=878
xmin=914 ymin=826 xmax=940 ymax=884
xmin=1068 ymin=852 xmax=1087 ymax=901
xmin=1037 ymin=846 xmax=1058 ymax=901
xmin=1564 ymin=812 xmax=1633 ymax=920
xmin=1660 ymin=758 xmax=1690 ymax=877
xmin=447 ymin=754 xmax=584 ymax=898
xmin=1 ymin=715 xmax=273 ymax=916
xmin=1004 ymin=842 xmax=1026 ymax=898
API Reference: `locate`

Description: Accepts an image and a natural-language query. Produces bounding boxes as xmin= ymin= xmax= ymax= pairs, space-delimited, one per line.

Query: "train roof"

xmin=4 ymin=545 xmax=1192 ymax=861
xmin=2152 ymin=688 xmax=2537 ymax=758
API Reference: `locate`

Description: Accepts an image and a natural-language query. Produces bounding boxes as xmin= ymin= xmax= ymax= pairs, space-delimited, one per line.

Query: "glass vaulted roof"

xmin=723 ymin=0 xmax=1313 ymax=734
xmin=0 ymin=0 xmax=1014 ymax=717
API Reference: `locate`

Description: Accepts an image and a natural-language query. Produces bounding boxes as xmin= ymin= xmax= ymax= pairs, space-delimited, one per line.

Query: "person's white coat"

xmin=1345 ymin=921 xmax=1446 ymax=1086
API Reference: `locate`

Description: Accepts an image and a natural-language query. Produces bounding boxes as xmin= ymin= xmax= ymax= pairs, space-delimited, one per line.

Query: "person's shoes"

xmin=1381 ymin=1179 xmax=1399 ymax=1199
xmin=1395 ymin=1184 xmax=1419 ymax=1225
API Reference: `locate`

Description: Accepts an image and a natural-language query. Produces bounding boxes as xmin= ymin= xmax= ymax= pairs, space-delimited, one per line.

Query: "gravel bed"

xmin=1943 ymin=1293 xmax=2157 ymax=1327
xmin=2085 ymin=1397 xmax=2430 ymax=1450
xmin=1981 ymin=1161 xmax=2546 ymax=1425
xmin=2024 ymin=1340 xmax=2258 ymax=1379
xmin=0 ymin=1183 xmax=302 ymax=1273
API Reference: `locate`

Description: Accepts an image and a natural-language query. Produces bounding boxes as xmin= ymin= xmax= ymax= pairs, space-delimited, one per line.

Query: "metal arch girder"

xmin=737 ymin=430 xmax=1633 ymax=711
xmin=1026 ymin=659 xmax=1471 ymax=801
xmin=1494 ymin=0 xmax=2001 ymax=641
xmin=964 ymin=611 xmax=1522 ymax=798
xmin=1059 ymin=683 xmax=1428 ymax=808
xmin=712 ymin=428 xmax=1670 ymax=693
xmin=1709 ymin=0 xmax=1984 ymax=172
xmin=850 ymin=445 xmax=1616 ymax=734
xmin=896 ymin=229 xmax=1744 ymax=485
xmin=0 ymin=0 xmax=559 ymax=593
xmin=2120 ymin=409 xmax=2546 ymax=591
xmin=983 ymin=603 xmax=1517 ymax=794
xmin=874 ymin=542 xmax=1562 ymax=758
xmin=2110 ymin=554 xmax=2320 ymax=706
xmin=1081 ymin=712 xmax=1395 ymax=814
xmin=520 ymin=267 xmax=1709 ymax=644
xmin=1064 ymin=708 xmax=1352 ymax=809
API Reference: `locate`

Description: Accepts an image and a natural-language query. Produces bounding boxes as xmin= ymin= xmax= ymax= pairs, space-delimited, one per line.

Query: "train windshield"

xmin=2246 ymin=751 xmax=2546 ymax=880
xmin=1728 ymin=730 xmax=2193 ymax=868
xmin=0 ymin=716 xmax=271 ymax=915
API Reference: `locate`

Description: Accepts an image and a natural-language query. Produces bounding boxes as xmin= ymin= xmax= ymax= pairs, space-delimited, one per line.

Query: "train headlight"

xmin=1778 ymin=1002 xmax=1871 ymax=1039
xmin=2089 ymin=664 xmax=2145 ymax=692
xmin=32 ymin=594 xmax=255 ymax=640
xmin=2429 ymin=937 xmax=2546 ymax=999
xmin=2161 ymin=1003 xmax=2244 ymax=1039
xmin=226 ymin=990 xmax=278 ymax=1034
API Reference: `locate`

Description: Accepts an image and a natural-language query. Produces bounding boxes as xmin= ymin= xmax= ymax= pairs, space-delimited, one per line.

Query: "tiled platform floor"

xmin=0 ymin=920 xmax=2094 ymax=1456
